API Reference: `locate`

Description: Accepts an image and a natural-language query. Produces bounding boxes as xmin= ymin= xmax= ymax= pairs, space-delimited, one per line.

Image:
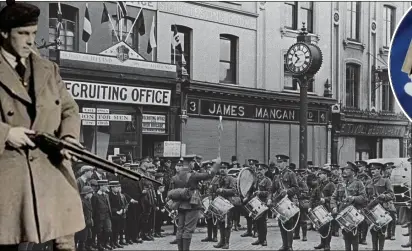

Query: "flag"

xmin=218 ymin=116 xmax=223 ymax=131
xmin=136 ymin=9 xmax=145 ymax=35
xmin=101 ymin=3 xmax=109 ymax=23
xmin=56 ymin=2 xmax=63 ymax=37
xmin=117 ymin=1 xmax=127 ymax=20
xmin=147 ymin=16 xmax=156 ymax=54
xmin=171 ymin=24 xmax=182 ymax=52
xmin=82 ymin=3 xmax=92 ymax=43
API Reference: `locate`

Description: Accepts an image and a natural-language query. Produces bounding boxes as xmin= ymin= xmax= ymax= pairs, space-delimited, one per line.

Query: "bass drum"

xmin=237 ymin=168 xmax=256 ymax=198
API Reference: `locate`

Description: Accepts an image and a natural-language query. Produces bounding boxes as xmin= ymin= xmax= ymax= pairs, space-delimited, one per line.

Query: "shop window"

xmin=49 ymin=3 xmax=78 ymax=51
xmin=383 ymin=5 xmax=395 ymax=48
xmin=356 ymin=137 xmax=377 ymax=160
xmin=345 ymin=63 xmax=360 ymax=108
xmin=111 ymin=16 xmax=143 ymax=50
xmin=283 ymin=53 xmax=313 ymax=92
xmin=219 ymin=34 xmax=237 ymax=84
xmin=171 ymin=25 xmax=191 ymax=76
xmin=346 ymin=1 xmax=361 ymax=41
xmin=284 ymin=2 xmax=314 ymax=33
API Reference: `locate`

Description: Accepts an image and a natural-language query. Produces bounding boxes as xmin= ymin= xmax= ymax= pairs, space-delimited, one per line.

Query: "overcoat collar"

xmin=0 ymin=50 xmax=51 ymax=104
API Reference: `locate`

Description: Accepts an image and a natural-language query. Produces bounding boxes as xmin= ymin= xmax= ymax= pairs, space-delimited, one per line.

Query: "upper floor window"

xmin=220 ymin=34 xmax=237 ymax=84
xmin=383 ymin=6 xmax=395 ymax=48
xmin=171 ymin=25 xmax=191 ymax=76
xmin=345 ymin=63 xmax=360 ymax=108
xmin=112 ymin=17 xmax=138 ymax=49
xmin=49 ymin=3 xmax=78 ymax=51
xmin=346 ymin=2 xmax=361 ymax=41
xmin=284 ymin=2 xmax=314 ymax=33
xmin=283 ymin=53 xmax=313 ymax=92
xmin=381 ymin=70 xmax=394 ymax=112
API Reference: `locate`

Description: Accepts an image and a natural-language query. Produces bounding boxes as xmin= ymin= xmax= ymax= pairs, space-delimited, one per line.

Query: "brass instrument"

xmin=28 ymin=132 xmax=161 ymax=185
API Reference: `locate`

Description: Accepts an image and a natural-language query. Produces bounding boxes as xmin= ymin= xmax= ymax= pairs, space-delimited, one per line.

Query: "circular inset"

xmin=389 ymin=6 xmax=412 ymax=120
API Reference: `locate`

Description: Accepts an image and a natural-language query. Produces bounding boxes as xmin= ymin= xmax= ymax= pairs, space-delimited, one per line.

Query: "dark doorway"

xmin=142 ymin=135 xmax=169 ymax=157
xmin=355 ymin=137 xmax=377 ymax=160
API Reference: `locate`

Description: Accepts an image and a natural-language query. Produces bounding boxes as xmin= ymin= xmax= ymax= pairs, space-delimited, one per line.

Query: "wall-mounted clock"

xmin=285 ymin=42 xmax=323 ymax=76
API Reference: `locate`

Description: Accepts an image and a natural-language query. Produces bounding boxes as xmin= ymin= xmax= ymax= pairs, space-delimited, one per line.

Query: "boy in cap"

xmin=108 ymin=181 xmax=124 ymax=249
xmin=310 ymin=165 xmax=335 ymax=251
xmin=331 ymin=162 xmax=367 ymax=251
xmin=91 ymin=180 xmax=112 ymax=251
xmin=355 ymin=160 xmax=371 ymax=245
xmin=77 ymin=165 xmax=94 ymax=193
xmin=268 ymin=154 xmax=299 ymax=251
xmin=0 ymin=1 xmax=85 ymax=249
xmin=77 ymin=186 xmax=95 ymax=251
xmin=365 ymin=162 xmax=396 ymax=251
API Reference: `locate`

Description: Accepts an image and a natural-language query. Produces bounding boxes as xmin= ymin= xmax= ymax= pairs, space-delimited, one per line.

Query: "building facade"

xmin=330 ymin=2 xmax=411 ymax=165
xmin=7 ymin=1 xmax=409 ymax=165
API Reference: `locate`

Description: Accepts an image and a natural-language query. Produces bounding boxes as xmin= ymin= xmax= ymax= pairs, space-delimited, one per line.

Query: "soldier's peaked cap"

xmin=97 ymin=180 xmax=109 ymax=186
xmin=368 ymin=162 xmax=385 ymax=170
xmin=355 ymin=160 xmax=368 ymax=166
xmin=343 ymin=161 xmax=358 ymax=172
xmin=0 ymin=0 xmax=40 ymax=30
xmin=248 ymin=159 xmax=259 ymax=164
xmin=109 ymin=181 xmax=120 ymax=187
xmin=257 ymin=163 xmax=269 ymax=169
xmin=276 ymin=154 xmax=289 ymax=162
xmin=220 ymin=162 xmax=230 ymax=169
xmin=383 ymin=162 xmax=395 ymax=169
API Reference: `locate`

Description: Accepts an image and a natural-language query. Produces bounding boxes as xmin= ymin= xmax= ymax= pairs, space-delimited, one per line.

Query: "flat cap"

xmin=97 ymin=179 xmax=109 ymax=186
xmin=80 ymin=186 xmax=94 ymax=195
xmin=355 ymin=160 xmax=368 ymax=166
xmin=109 ymin=181 xmax=120 ymax=187
xmin=80 ymin=165 xmax=94 ymax=174
xmin=276 ymin=154 xmax=289 ymax=162
xmin=0 ymin=1 xmax=40 ymax=30
xmin=368 ymin=162 xmax=385 ymax=170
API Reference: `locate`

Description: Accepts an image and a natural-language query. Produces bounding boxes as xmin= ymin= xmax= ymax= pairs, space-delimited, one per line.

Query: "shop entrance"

xmin=142 ymin=134 xmax=169 ymax=157
xmin=355 ymin=137 xmax=377 ymax=160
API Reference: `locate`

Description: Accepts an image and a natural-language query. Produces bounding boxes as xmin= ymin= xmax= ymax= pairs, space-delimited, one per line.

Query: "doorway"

xmin=355 ymin=137 xmax=377 ymax=160
xmin=142 ymin=134 xmax=169 ymax=157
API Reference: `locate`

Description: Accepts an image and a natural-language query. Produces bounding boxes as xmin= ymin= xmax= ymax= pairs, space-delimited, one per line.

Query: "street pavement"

xmin=117 ymin=218 xmax=410 ymax=250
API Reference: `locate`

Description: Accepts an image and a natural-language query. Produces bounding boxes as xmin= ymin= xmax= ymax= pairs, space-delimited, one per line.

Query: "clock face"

xmin=286 ymin=43 xmax=312 ymax=74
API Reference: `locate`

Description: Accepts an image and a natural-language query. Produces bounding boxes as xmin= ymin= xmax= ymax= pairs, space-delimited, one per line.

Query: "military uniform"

xmin=355 ymin=160 xmax=371 ymax=245
xmin=330 ymin=164 xmax=342 ymax=237
xmin=230 ymin=156 xmax=242 ymax=230
xmin=331 ymin=162 xmax=367 ymax=251
xmin=365 ymin=163 xmax=396 ymax=251
xmin=241 ymin=159 xmax=259 ymax=238
xmin=201 ymin=170 xmax=219 ymax=243
xmin=270 ymin=154 xmax=299 ymax=251
xmin=251 ymin=165 xmax=272 ymax=246
xmin=213 ymin=164 xmax=237 ymax=249
xmin=169 ymin=160 xmax=218 ymax=251
xmin=382 ymin=162 xmax=397 ymax=241
xmin=293 ymin=164 xmax=310 ymax=242
xmin=311 ymin=165 xmax=335 ymax=251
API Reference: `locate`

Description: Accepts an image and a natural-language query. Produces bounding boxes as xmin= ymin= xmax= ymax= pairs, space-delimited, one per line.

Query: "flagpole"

xmin=107 ymin=11 xmax=120 ymax=42
xmin=85 ymin=42 xmax=88 ymax=53
xmin=125 ymin=7 xmax=142 ymax=43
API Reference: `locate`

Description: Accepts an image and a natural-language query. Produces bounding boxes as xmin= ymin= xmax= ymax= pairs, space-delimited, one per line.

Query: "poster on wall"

xmin=154 ymin=141 xmax=186 ymax=157
xmin=142 ymin=114 xmax=166 ymax=134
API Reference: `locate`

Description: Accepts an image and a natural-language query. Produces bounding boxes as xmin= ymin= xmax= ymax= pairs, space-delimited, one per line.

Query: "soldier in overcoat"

xmin=0 ymin=2 xmax=85 ymax=250
xmin=355 ymin=160 xmax=371 ymax=245
xmin=331 ymin=162 xmax=367 ymax=251
xmin=268 ymin=154 xmax=299 ymax=251
xmin=364 ymin=162 xmax=396 ymax=251
xmin=310 ymin=165 xmax=335 ymax=251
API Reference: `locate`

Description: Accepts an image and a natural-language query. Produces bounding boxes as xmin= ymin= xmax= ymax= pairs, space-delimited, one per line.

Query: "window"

xmin=49 ymin=3 xmax=78 ymax=51
xmin=383 ymin=6 xmax=395 ymax=48
xmin=300 ymin=2 xmax=313 ymax=33
xmin=283 ymin=53 xmax=313 ymax=92
xmin=346 ymin=2 xmax=361 ymax=41
xmin=284 ymin=2 xmax=297 ymax=30
xmin=171 ymin=25 xmax=191 ymax=76
xmin=219 ymin=35 xmax=237 ymax=84
xmin=112 ymin=17 xmax=138 ymax=49
xmin=345 ymin=63 xmax=360 ymax=108
xmin=381 ymin=70 xmax=394 ymax=111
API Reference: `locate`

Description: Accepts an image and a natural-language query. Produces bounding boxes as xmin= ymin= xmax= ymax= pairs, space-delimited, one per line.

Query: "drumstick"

xmin=217 ymin=116 xmax=223 ymax=159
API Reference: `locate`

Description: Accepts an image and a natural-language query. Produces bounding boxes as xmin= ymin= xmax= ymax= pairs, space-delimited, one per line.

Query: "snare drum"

xmin=362 ymin=204 xmax=393 ymax=230
xmin=270 ymin=196 xmax=300 ymax=224
xmin=244 ymin=197 xmax=269 ymax=220
xmin=308 ymin=205 xmax=334 ymax=230
xmin=202 ymin=197 xmax=212 ymax=218
xmin=164 ymin=200 xmax=178 ymax=220
xmin=209 ymin=196 xmax=234 ymax=220
xmin=335 ymin=205 xmax=364 ymax=232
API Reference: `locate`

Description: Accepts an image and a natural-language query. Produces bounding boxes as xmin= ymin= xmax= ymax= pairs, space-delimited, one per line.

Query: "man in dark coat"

xmin=108 ymin=181 xmax=124 ymax=249
xmin=77 ymin=165 xmax=94 ymax=192
xmin=77 ymin=186 xmax=95 ymax=251
xmin=91 ymin=180 xmax=112 ymax=251
xmin=168 ymin=157 xmax=219 ymax=251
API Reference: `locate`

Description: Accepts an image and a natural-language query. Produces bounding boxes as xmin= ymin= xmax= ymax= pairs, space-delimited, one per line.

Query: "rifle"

xmin=28 ymin=132 xmax=162 ymax=185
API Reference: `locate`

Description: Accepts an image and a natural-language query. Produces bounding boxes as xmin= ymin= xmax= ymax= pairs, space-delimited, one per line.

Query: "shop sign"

xmin=60 ymin=51 xmax=176 ymax=72
xmin=187 ymin=99 xmax=327 ymax=124
xmin=154 ymin=141 xmax=186 ymax=157
xmin=340 ymin=123 xmax=406 ymax=138
xmin=81 ymin=120 xmax=109 ymax=126
xmin=125 ymin=1 xmax=157 ymax=10
xmin=65 ymin=81 xmax=171 ymax=106
xmin=142 ymin=114 xmax=166 ymax=134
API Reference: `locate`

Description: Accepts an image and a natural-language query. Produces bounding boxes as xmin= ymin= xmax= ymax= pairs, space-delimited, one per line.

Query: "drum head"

xmin=237 ymin=168 xmax=255 ymax=198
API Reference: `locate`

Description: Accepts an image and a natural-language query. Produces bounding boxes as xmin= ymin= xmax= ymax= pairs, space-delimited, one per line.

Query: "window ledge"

xmin=283 ymin=89 xmax=318 ymax=95
xmin=280 ymin=27 xmax=320 ymax=43
xmin=379 ymin=47 xmax=390 ymax=55
xmin=343 ymin=39 xmax=365 ymax=51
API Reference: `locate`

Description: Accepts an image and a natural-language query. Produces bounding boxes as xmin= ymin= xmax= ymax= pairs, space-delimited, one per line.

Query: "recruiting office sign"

xmin=65 ymin=81 xmax=171 ymax=106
